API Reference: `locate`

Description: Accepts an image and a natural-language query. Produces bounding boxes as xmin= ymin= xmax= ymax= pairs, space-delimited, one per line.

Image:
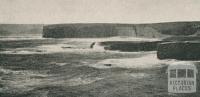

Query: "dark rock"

xmin=157 ymin=42 xmax=200 ymax=60
xmin=104 ymin=64 xmax=112 ymax=66
xmin=61 ymin=46 xmax=72 ymax=49
xmin=90 ymin=42 xmax=96 ymax=48
xmin=162 ymin=36 xmax=200 ymax=42
xmin=99 ymin=41 xmax=161 ymax=52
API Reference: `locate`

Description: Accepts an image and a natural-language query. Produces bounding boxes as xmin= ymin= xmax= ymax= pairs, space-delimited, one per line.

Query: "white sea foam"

xmin=66 ymin=77 xmax=103 ymax=86
xmin=90 ymin=54 xmax=178 ymax=69
xmin=92 ymin=42 xmax=105 ymax=51
xmin=68 ymin=37 xmax=160 ymax=42
xmin=0 ymin=37 xmax=160 ymax=54
xmin=0 ymin=35 xmax=42 ymax=41
xmin=0 ymin=66 xmax=49 ymax=93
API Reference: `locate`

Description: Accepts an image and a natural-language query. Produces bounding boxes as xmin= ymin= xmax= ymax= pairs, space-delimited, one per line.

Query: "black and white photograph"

xmin=1 ymin=0 xmax=200 ymax=97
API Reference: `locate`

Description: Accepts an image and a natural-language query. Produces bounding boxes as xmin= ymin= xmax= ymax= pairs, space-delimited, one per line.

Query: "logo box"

xmin=167 ymin=62 xmax=198 ymax=93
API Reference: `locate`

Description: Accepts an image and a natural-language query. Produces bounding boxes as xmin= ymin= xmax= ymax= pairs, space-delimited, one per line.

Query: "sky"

xmin=0 ymin=0 xmax=200 ymax=24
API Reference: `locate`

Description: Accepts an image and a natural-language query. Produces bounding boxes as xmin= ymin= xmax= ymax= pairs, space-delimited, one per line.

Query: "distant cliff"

xmin=1 ymin=22 xmax=200 ymax=38
xmin=43 ymin=22 xmax=200 ymax=38
xmin=0 ymin=24 xmax=43 ymax=36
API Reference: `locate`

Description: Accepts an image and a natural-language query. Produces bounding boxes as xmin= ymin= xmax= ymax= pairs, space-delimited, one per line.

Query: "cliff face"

xmin=43 ymin=24 xmax=142 ymax=38
xmin=43 ymin=24 xmax=117 ymax=38
xmin=0 ymin=24 xmax=43 ymax=36
xmin=1 ymin=22 xmax=199 ymax=38
xmin=43 ymin=22 xmax=200 ymax=38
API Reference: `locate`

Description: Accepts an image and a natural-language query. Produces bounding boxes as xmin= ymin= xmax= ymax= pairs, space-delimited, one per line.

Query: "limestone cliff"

xmin=0 ymin=24 xmax=43 ymax=36
xmin=43 ymin=22 xmax=200 ymax=38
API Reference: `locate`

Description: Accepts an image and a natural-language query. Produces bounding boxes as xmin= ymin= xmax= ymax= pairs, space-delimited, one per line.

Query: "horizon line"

xmin=0 ymin=20 xmax=200 ymax=25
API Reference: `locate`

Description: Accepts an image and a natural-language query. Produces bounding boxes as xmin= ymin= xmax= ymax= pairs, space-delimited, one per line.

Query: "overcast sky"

xmin=0 ymin=0 xmax=200 ymax=24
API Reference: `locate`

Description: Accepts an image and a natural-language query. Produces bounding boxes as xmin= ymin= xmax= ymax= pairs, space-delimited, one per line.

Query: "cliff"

xmin=43 ymin=22 xmax=200 ymax=38
xmin=0 ymin=24 xmax=43 ymax=36
xmin=1 ymin=22 xmax=200 ymax=38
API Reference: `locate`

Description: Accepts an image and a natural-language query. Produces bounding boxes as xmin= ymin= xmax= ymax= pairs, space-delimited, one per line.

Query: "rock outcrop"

xmin=157 ymin=42 xmax=200 ymax=60
xmin=92 ymin=41 xmax=161 ymax=52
